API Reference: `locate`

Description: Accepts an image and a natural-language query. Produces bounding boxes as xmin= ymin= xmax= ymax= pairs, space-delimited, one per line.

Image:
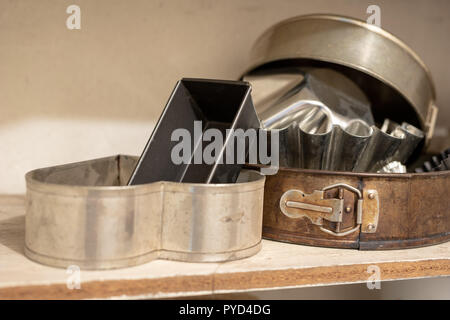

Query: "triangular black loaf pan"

xmin=128 ymin=78 xmax=261 ymax=185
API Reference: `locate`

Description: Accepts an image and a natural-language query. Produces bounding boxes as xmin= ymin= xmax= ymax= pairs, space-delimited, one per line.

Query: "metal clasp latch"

xmin=279 ymin=183 xmax=379 ymax=237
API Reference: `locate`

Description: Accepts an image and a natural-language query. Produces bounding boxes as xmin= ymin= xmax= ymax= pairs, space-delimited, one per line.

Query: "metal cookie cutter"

xmin=25 ymin=155 xmax=265 ymax=270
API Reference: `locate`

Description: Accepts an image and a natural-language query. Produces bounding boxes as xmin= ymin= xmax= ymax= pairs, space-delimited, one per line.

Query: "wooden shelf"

xmin=0 ymin=195 xmax=449 ymax=299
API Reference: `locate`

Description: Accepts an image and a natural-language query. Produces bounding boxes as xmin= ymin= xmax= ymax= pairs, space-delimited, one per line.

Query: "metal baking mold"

xmin=128 ymin=78 xmax=260 ymax=185
xmin=25 ymin=155 xmax=265 ymax=270
xmin=245 ymin=67 xmax=425 ymax=172
xmin=247 ymin=68 xmax=375 ymax=169
xmin=247 ymin=68 xmax=374 ymax=128
xmin=415 ymin=148 xmax=450 ymax=172
xmin=378 ymin=161 xmax=406 ymax=174
xmin=380 ymin=119 xmax=425 ymax=164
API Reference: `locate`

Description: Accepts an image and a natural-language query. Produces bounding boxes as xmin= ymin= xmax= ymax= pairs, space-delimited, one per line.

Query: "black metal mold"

xmin=128 ymin=78 xmax=260 ymax=185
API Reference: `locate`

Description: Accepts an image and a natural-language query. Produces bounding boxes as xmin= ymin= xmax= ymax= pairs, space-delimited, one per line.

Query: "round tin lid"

xmin=243 ymin=14 xmax=437 ymax=144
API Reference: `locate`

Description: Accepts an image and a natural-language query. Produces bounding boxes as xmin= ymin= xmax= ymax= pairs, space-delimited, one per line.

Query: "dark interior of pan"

xmin=247 ymin=59 xmax=427 ymax=162
xmin=247 ymin=59 xmax=422 ymax=130
xmin=128 ymin=78 xmax=260 ymax=185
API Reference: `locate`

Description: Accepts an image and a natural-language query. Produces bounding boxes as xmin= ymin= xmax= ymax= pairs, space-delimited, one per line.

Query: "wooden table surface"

xmin=0 ymin=195 xmax=449 ymax=299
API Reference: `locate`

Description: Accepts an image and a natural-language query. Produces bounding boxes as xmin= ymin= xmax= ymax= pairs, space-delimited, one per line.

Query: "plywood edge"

xmin=213 ymin=259 xmax=450 ymax=293
xmin=0 ymin=259 xmax=448 ymax=299
xmin=0 ymin=274 xmax=214 ymax=300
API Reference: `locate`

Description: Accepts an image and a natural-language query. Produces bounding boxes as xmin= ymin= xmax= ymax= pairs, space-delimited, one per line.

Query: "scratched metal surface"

xmin=24 ymin=155 xmax=265 ymax=270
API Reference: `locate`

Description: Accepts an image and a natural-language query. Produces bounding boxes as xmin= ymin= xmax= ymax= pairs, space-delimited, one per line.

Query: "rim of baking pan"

xmin=25 ymin=155 xmax=266 ymax=196
xmin=246 ymin=163 xmax=450 ymax=179
xmin=244 ymin=14 xmax=436 ymax=98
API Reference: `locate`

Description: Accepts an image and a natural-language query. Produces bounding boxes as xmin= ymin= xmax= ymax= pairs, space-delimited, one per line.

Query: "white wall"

xmin=1 ymin=0 xmax=450 ymax=193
